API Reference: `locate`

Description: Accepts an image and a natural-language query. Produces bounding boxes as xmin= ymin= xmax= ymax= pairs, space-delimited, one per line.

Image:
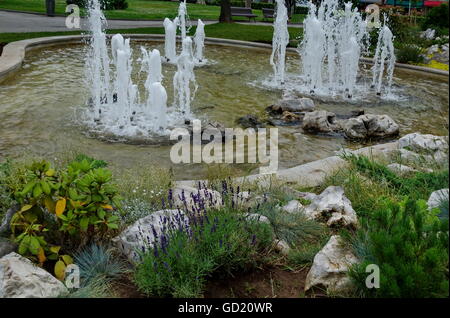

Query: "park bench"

xmin=230 ymin=7 xmax=258 ymax=22
xmin=262 ymin=8 xmax=275 ymax=20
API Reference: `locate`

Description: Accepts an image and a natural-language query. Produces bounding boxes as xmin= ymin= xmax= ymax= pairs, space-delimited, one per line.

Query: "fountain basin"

xmin=0 ymin=36 xmax=448 ymax=180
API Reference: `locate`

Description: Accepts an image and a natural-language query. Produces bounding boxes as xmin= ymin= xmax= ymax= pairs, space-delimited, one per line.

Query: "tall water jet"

xmin=372 ymin=23 xmax=396 ymax=96
xmin=299 ymin=0 xmax=368 ymax=97
xmin=194 ymin=19 xmax=206 ymax=63
xmin=270 ymin=0 xmax=289 ymax=85
xmin=150 ymin=82 xmax=168 ymax=131
xmin=163 ymin=17 xmax=178 ymax=62
xmin=85 ymin=0 xmax=111 ymax=120
xmin=173 ymin=37 xmax=197 ymax=117
xmin=178 ymin=0 xmax=189 ymax=41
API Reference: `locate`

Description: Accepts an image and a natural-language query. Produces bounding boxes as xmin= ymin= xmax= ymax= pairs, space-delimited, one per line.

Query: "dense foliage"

xmin=422 ymin=3 xmax=449 ymax=33
xmin=66 ymin=0 xmax=128 ymax=10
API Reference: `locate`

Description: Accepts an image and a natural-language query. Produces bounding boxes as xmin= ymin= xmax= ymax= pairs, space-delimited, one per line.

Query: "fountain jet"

xmin=372 ymin=23 xmax=396 ymax=96
xmin=270 ymin=0 xmax=289 ymax=85
xmin=194 ymin=19 xmax=206 ymax=63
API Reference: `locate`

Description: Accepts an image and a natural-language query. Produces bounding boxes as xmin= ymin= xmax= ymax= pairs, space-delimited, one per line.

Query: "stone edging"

xmin=1 ymin=34 xmax=449 ymax=83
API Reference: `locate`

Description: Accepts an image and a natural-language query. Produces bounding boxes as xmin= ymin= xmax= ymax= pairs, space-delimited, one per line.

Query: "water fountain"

xmin=163 ymin=17 xmax=179 ymax=63
xmin=299 ymin=0 xmax=369 ymax=98
xmin=270 ymin=0 xmax=289 ymax=85
xmin=371 ymin=22 xmax=396 ymax=96
xmin=173 ymin=37 xmax=197 ymax=117
xmin=83 ymin=0 xmax=195 ymax=138
xmin=177 ymin=0 xmax=190 ymax=41
xmin=194 ymin=19 xmax=206 ymax=63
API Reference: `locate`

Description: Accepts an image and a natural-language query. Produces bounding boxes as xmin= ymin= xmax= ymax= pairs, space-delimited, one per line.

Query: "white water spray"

xmin=372 ymin=23 xmax=396 ymax=95
xmin=194 ymin=19 xmax=206 ymax=63
xmin=163 ymin=17 xmax=179 ymax=62
xmin=270 ymin=0 xmax=289 ymax=85
xmin=173 ymin=37 xmax=197 ymax=117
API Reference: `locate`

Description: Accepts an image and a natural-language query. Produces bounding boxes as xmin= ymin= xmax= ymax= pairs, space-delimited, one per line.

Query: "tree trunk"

xmin=219 ymin=0 xmax=232 ymax=23
xmin=245 ymin=0 xmax=252 ymax=8
xmin=197 ymin=0 xmax=206 ymax=4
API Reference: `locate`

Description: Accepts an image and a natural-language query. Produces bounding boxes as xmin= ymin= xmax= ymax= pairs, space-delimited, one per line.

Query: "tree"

xmin=219 ymin=0 xmax=232 ymax=23
xmin=285 ymin=0 xmax=296 ymax=18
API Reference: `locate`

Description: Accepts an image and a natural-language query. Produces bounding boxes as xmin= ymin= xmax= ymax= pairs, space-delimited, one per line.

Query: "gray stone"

xmin=112 ymin=209 xmax=189 ymax=263
xmin=0 ymin=238 xmax=16 ymax=258
xmin=304 ymin=186 xmax=358 ymax=228
xmin=427 ymin=189 xmax=449 ymax=211
xmin=245 ymin=213 xmax=270 ymax=224
xmin=0 ymin=205 xmax=19 ymax=236
xmin=281 ymin=200 xmax=303 ymax=213
xmin=398 ymin=133 xmax=448 ymax=153
xmin=274 ymin=239 xmax=291 ymax=256
xmin=302 ymin=110 xmax=337 ymax=133
xmin=275 ymin=97 xmax=315 ymax=113
xmin=305 ymin=235 xmax=359 ymax=294
xmin=387 ymin=163 xmax=417 ymax=175
xmin=0 ymin=252 xmax=68 ymax=298
xmin=343 ymin=114 xmax=399 ymax=139
xmin=172 ymin=185 xmax=222 ymax=211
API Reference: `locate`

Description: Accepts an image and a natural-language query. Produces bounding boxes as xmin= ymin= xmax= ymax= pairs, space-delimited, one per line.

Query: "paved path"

xmin=0 ymin=10 xmax=215 ymax=33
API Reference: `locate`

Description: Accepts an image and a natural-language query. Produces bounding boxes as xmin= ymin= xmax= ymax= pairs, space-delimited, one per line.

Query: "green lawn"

xmin=0 ymin=0 xmax=305 ymax=22
xmin=0 ymin=23 xmax=302 ymax=46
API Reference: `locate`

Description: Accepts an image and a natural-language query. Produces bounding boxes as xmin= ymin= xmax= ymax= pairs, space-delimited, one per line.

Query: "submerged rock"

xmin=302 ymin=110 xmax=338 ymax=133
xmin=342 ymin=114 xmax=399 ymax=139
xmin=304 ymin=186 xmax=358 ymax=228
xmin=0 ymin=252 xmax=68 ymax=298
xmin=236 ymin=114 xmax=265 ymax=128
xmin=268 ymin=97 xmax=315 ymax=114
xmin=112 ymin=209 xmax=189 ymax=263
xmin=305 ymin=235 xmax=358 ymax=294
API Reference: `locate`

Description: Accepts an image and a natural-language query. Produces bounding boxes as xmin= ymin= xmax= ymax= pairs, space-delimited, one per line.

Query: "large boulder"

xmin=0 ymin=252 xmax=68 ymax=298
xmin=171 ymin=185 xmax=222 ymax=211
xmin=304 ymin=186 xmax=358 ymax=228
xmin=112 ymin=209 xmax=189 ymax=263
xmin=305 ymin=235 xmax=359 ymax=294
xmin=398 ymin=133 xmax=448 ymax=153
xmin=342 ymin=114 xmax=399 ymax=139
xmin=302 ymin=110 xmax=337 ymax=133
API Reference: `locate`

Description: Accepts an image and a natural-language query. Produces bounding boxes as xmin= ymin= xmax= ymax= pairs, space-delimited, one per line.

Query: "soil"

xmin=112 ymin=266 xmax=314 ymax=298
xmin=204 ymin=266 xmax=311 ymax=298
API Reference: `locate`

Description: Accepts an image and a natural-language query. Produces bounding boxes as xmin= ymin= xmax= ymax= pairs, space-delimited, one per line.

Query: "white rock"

xmin=274 ymin=240 xmax=291 ymax=256
xmin=421 ymin=28 xmax=436 ymax=40
xmin=398 ymin=133 xmax=448 ymax=153
xmin=244 ymin=213 xmax=270 ymax=224
xmin=171 ymin=185 xmax=222 ymax=211
xmin=304 ymin=186 xmax=358 ymax=228
xmin=305 ymin=235 xmax=359 ymax=294
xmin=112 ymin=209 xmax=189 ymax=263
xmin=297 ymin=192 xmax=318 ymax=201
xmin=281 ymin=200 xmax=304 ymax=213
xmin=387 ymin=163 xmax=417 ymax=174
xmin=0 ymin=252 xmax=68 ymax=298
xmin=427 ymin=189 xmax=449 ymax=211
xmin=342 ymin=114 xmax=399 ymax=139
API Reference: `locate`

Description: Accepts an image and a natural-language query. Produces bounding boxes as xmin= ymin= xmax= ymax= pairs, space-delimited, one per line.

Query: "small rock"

xmin=245 ymin=213 xmax=270 ymax=224
xmin=281 ymin=200 xmax=303 ymax=213
xmin=273 ymin=97 xmax=315 ymax=113
xmin=387 ymin=163 xmax=417 ymax=175
xmin=342 ymin=117 xmax=367 ymax=139
xmin=305 ymin=235 xmax=359 ymax=294
xmin=304 ymin=186 xmax=358 ymax=228
xmin=0 ymin=252 xmax=68 ymax=298
xmin=302 ymin=110 xmax=337 ymax=133
xmin=343 ymin=114 xmax=399 ymax=139
xmin=421 ymin=28 xmax=436 ymax=40
xmin=281 ymin=111 xmax=301 ymax=122
xmin=112 ymin=209 xmax=189 ymax=263
xmin=427 ymin=189 xmax=449 ymax=211
xmin=274 ymin=240 xmax=291 ymax=256
xmin=0 ymin=205 xmax=19 ymax=236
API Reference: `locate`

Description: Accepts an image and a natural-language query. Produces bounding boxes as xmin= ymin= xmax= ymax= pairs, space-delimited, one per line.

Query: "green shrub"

xmin=9 ymin=158 xmax=121 ymax=278
xmin=347 ymin=198 xmax=449 ymax=298
xmin=422 ymin=3 xmax=449 ymax=31
xmin=396 ymin=44 xmax=425 ymax=64
xmin=134 ymin=210 xmax=273 ymax=297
